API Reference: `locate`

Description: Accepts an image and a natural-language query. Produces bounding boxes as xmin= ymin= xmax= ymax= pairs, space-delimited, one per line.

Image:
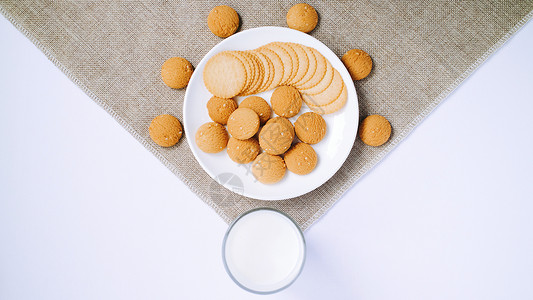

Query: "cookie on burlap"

xmin=207 ymin=5 xmax=240 ymax=38
xmin=252 ymin=153 xmax=286 ymax=184
xmin=161 ymin=57 xmax=193 ymax=89
xmin=284 ymin=142 xmax=317 ymax=175
xmin=286 ymin=3 xmax=319 ymax=33
xmin=149 ymin=114 xmax=183 ymax=147
xmin=206 ymin=96 xmax=238 ymax=125
xmin=359 ymin=115 xmax=391 ymax=146
xmin=271 ymin=86 xmax=302 ymax=118
xmin=239 ymin=96 xmax=272 ymax=124
xmin=266 ymin=117 xmax=295 ymax=139
xmin=259 ymin=122 xmax=294 ymax=155
xmin=294 ymin=112 xmax=326 ymax=144
xmin=227 ymin=108 xmax=260 ymax=140
xmin=227 ymin=137 xmax=261 ymax=164
xmin=341 ymin=49 xmax=373 ymax=80
xmin=204 ymin=51 xmax=247 ymax=98
xmin=195 ymin=122 xmax=229 ymax=153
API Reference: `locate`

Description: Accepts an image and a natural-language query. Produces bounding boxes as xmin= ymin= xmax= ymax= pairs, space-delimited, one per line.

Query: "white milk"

xmin=223 ymin=209 xmax=306 ymax=294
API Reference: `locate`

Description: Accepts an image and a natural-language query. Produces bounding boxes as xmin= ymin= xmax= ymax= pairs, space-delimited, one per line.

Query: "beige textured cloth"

xmin=1 ymin=1 xmax=531 ymax=230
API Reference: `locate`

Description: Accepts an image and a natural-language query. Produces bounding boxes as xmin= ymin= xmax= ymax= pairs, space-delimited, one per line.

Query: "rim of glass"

xmin=221 ymin=207 xmax=307 ymax=295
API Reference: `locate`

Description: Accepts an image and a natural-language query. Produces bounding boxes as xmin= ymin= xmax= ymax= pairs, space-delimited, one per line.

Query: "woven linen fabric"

xmin=1 ymin=1 xmax=531 ymax=230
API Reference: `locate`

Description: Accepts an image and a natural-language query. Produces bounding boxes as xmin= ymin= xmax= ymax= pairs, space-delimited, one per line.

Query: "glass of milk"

xmin=222 ymin=208 xmax=306 ymax=294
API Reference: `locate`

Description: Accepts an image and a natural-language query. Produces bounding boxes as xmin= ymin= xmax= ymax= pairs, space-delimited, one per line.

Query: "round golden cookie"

xmin=227 ymin=108 xmax=260 ymax=140
xmin=227 ymin=137 xmax=261 ymax=164
xmin=203 ymin=51 xmax=247 ymax=98
xmin=195 ymin=122 xmax=229 ymax=153
xmin=284 ymin=142 xmax=317 ymax=175
xmin=342 ymin=49 xmax=373 ymax=80
xmin=294 ymin=112 xmax=326 ymax=144
xmin=251 ymin=153 xmax=286 ymax=184
xmin=359 ymin=115 xmax=391 ymax=147
xmin=239 ymin=96 xmax=272 ymax=125
xmin=161 ymin=57 xmax=194 ymax=89
xmin=271 ymin=86 xmax=302 ymax=118
xmin=207 ymin=5 xmax=240 ymax=38
xmin=286 ymin=3 xmax=319 ymax=33
xmin=259 ymin=122 xmax=294 ymax=155
xmin=149 ymin=114 xmax=183 ymax=147
xmin=266 ymin=117 xmax=295 ymax=139
xmin=206 ymin=96 xmax=238 ymax=125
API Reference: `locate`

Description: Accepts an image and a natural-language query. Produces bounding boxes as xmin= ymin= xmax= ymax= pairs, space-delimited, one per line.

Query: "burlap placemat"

xmin=2 ymin=1 xmax=531 ymax=230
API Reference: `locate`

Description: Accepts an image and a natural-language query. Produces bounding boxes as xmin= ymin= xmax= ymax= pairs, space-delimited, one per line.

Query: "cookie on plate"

xmin=149 ymin=114 xmax=183 ymax=147
xmin=286 ymin=43 xmax=309 ymax=85
xmin=266 ymin=117 xmax=295 ymax=139
xmin=251 ymin=153 xmax=286 ymax=184
xmin=161 ymin=57 xmax=193 ymax=89
xmin=305 ymin=82 xmax=347 ymax=115
xmin=257 ymin=46 xmax=285 ymax=90
xmin=195 ymin=122 xmax=229 ymax=153
xmin=271 ymin=85 xmax=302 ymax=118
xmin=302 ymin=69 xmax=344 ymax=107
xmin=284 ymin=142 xmax=317 ymax=175
xmin=227 ymin=107 xmax=260 ymax=140
xmin=206 ymin=96 xmax=238 ymax=125
xmin=274 ymin=42 xmax=299 ymax=84
xmin=207 ymin=5 xmax=240 ymax=38
xmin=294 ymin=112 xmax=326 ymax=144
xmin=300 ymin=57 xmax=334 ymax=95
xmin=293 ymin=45 xmax=317 ymax=87
xmin=259 ymin=122 xmax=294 ymax=155
xmin=227 ymin=137 xmax=261 ymax=164
xmin=203 ymin=51 xmax=247 ymax=98
xmin=296 ymin=47 xmax=327 ymax=90
xmin=239 ymin=96 xmax=271 ymax=124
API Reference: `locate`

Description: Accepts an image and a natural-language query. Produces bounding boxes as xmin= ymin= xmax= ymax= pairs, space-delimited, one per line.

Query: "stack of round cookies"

xmin=203 ymin=42 xmax=347 ymax=115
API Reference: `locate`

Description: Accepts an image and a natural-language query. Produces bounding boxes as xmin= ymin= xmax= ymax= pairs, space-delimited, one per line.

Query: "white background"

xmin=1 ymin=16 xmax=532 ymax=300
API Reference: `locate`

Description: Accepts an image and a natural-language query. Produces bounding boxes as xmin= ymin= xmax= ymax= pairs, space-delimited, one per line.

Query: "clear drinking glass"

xmin=222 ymin=208 xmax=306 ymax=294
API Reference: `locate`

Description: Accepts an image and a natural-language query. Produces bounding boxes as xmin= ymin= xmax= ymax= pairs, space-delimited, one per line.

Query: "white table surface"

xmin=1 ymin=15 xmax=532 ymax=300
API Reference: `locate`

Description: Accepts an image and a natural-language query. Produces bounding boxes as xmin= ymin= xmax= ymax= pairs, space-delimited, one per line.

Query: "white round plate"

xmin=184 ymin=26 xmax=358 ymax=201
